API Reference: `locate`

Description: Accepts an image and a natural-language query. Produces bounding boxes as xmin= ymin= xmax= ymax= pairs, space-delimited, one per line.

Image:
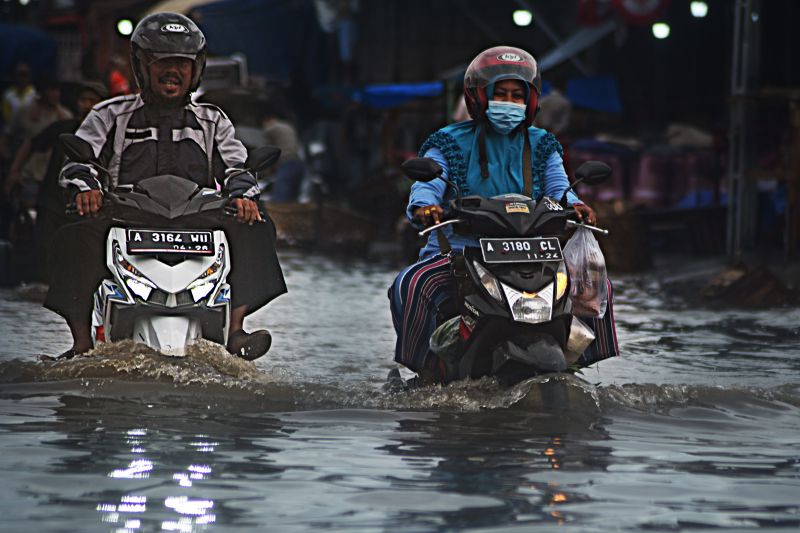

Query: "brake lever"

xmin=566 ymin=219 xmax=609 ymax=235
xmin=417 ymin=218 xmax=463 ymax=237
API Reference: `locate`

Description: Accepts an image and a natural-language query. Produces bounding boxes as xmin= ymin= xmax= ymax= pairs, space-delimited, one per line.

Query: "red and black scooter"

xmin=401 ymin=157 xmax=611 ymax=385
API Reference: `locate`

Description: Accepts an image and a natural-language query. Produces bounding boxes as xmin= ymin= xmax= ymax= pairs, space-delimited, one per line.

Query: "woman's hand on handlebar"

xmin=573 ymin=203 xmax=597 ymax=226
xmin=231 ymin=198 xmax=262 ymax=225
xmin=413 ymin=204 xmax=444 ymax=226
xmin=75 ymin=190 xmax=103 ymax=216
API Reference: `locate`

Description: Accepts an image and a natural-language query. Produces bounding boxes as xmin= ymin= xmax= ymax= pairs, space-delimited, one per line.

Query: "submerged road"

xmin=1 ymin=251 xmax=799 ymax=531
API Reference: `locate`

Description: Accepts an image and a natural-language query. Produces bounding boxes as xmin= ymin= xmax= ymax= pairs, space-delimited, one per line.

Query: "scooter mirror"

xmin=401 ymin=157 xmax=443 ymax=182
xmin=247 ymin=146 xmax=282 ymax=173
xmin=574 ymin=161 xmax=612 ymax=186
xmin=59 ymin=133 xmax=95 ymax=164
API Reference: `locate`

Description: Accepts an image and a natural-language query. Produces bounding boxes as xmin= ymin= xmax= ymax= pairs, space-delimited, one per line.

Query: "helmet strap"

xmin=141 ymin=86 xmax=191 ymax=108
xmin=522 ymin=131 xmax=533 ymax=197
xmin=478 ymin=120 xmax=489 ymax=179
xmin=525 ymin=92 xmax=540 ymax=126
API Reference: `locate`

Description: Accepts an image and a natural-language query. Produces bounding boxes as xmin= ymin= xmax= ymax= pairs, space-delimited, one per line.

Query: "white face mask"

xmin=486 ymin=101 xmax=526 ymax=134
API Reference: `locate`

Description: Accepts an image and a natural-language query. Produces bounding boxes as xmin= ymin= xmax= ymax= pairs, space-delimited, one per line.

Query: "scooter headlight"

xmin=186 ymin=244 xmax=226 ymax=302
xmin=555 ymin=261 xmax=568 ymax=301
xmin=472 ymin=260 xmax=503 ymax=302
xmin=502 ymin=281 xmax=553 ymax=324
xmin=113 ymin=242 xmax=156 ymax=300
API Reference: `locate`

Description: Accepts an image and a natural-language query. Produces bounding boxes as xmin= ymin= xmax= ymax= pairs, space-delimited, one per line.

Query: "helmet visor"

xmin=142 ymin=51 xmax=198 ymax=66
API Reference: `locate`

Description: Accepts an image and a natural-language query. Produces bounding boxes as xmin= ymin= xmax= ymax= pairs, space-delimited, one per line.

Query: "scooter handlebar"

xmin=223 ymin=199 xmax=266 ymax=222
xmin=64 ymin=189 xmax=117 ymax=216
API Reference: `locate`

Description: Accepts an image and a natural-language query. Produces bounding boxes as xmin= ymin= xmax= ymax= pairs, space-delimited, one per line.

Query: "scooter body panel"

xmin=438 ymin=195 xmax=592 ymax=384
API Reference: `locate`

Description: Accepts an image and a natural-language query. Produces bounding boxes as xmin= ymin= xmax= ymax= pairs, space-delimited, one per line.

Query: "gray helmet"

xmin=130 ymin=12 xmax=207 ymax=92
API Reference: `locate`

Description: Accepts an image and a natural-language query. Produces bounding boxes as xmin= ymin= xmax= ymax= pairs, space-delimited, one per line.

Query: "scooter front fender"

xmin=491 ymin=333 xmax=567 ymax=374
xmin=132 ymin=316 xmax=203 ymax=357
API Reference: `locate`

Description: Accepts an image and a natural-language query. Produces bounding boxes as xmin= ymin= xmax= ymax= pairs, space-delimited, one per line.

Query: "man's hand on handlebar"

xmin=413 ymin=204 xmax=444 ymax=226
xmin=231 ymin=198 xmax=262 ymax=225
xmin=573 ymin=203 xmax=597 ymax=226
xmin=75 ymin=190 xmax=103 ymax=216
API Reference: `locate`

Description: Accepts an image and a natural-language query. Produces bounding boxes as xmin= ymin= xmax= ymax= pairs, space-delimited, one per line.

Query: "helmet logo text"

xmin=498 ymin=53 xmax=523 ymax=62
xmin=161 ymin=24 xmax=189 ymax=33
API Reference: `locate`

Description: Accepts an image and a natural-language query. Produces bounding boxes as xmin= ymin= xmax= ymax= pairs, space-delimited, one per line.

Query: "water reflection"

xmin=173 ymin=464 xmax=213 ymax=488
xmin=97 ymin=428 xmax=220 ymax=529
xmin=373 ymin=410 xmax=613 ymax=529
xmin=108 ymin=458 xmax=153 ymax=479
xmin=26 ymin=394 xmax=290 ymax=532
xmin=1 ymin=383 xmax=799 ymax=531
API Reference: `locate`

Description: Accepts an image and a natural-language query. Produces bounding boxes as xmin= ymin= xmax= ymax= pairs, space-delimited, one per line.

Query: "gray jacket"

xmin=60 ymin=94 xmax=259 ymax=199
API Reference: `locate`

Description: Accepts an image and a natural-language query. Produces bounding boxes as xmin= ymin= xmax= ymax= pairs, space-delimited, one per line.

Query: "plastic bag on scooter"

xmin=564 ymin=227 xmax=608 ymax=318
xmin=564 ymin=316 xmax=596 ymax=365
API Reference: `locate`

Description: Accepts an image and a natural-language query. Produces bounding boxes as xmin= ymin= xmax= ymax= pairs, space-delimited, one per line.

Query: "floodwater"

xmin=1 ymin=251 xmax=799 ymax=532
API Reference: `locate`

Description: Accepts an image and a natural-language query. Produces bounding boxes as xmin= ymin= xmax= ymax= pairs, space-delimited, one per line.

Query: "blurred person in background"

xmin=535 ymin=76 xmax=572 ymax=137
xmin=12 ymin=81 xmax=109 ymax=281
xmin=261 ymin=102 xmax=305 ymax=202
xmin=1 ymin=62 xmax=37 ymax=237
xmin=3 ymin=76 xmax=72 ymax=206
xmin=1 ymin=63 xmax=37 ymax=138
xmin=107 ymin=53 xmax=132 ymax=97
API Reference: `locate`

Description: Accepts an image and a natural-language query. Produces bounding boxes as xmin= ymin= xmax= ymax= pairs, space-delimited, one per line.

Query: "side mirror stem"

xmin=560 ymin=177 xmax=585 ymax=206
xmin=91 ymin=161 xmax=112 ymax=179
xmin=226 ymin=167 xmax=255 ymax=182
xmin=441 ymin=177 xmax=462 ymax=209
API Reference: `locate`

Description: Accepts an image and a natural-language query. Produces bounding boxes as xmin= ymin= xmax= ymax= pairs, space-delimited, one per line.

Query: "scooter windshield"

xmin=490 ymin=193 xmax=532 ymax=202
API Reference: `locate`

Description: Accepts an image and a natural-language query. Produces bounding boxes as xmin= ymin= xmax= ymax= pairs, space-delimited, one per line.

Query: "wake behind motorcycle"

xmin=401 ymin=157 xmax=612 ymax=385
xmin=59 ymin=134 xmax=280 ymax=356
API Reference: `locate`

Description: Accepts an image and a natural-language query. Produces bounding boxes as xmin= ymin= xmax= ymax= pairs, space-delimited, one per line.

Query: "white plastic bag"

xmin=563 ymin=227 xmax=608 ymax=318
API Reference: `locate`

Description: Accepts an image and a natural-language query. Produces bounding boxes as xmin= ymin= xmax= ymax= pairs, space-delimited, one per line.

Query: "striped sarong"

xmin=389 ymin=253 xmax=454 ymax=372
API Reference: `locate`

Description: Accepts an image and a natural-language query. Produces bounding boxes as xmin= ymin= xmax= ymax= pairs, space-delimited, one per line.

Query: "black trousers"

xmin=44 ymin=210 xmax=287 ymax=325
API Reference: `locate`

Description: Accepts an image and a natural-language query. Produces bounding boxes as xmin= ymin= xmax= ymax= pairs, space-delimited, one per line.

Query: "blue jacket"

xmin=408 ymin=121 xmax=581 ymax=259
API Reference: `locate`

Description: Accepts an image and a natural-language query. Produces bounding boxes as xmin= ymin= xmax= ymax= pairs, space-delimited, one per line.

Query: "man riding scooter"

xmin=44 ymin=12 xmax=287 ymax=360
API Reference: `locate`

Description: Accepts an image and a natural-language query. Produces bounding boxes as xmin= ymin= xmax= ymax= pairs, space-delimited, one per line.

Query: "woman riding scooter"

xmin=389 ymin=45 xmax=615 ymax=384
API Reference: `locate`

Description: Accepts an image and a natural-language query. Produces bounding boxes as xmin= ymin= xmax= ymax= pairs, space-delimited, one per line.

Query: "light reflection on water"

xmin=0 ymin=386 xmax=799 ymax=531
xmin=0 ymin=252 xmax=799 ymax=531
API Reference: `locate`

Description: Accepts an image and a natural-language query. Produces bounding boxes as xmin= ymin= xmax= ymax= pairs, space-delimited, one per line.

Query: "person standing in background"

xmin=22 ymin=81 xmax=108 ymax=281
xmin=262 ymin=102 xmax=305 ymax=202
xmin=1 ymin=63 xmax=38 ymax=237
xmin=535 ymin=78 xmax=572 ymax=137
xmin=2 ymin=63 xmax=37 ymax=132
xmin=3 ymin=77 xmax=73 ymax=206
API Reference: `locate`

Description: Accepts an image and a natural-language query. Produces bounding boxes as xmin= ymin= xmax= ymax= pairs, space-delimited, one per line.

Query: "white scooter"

xmin=60 ymin=134 xmax=279 ymax=356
